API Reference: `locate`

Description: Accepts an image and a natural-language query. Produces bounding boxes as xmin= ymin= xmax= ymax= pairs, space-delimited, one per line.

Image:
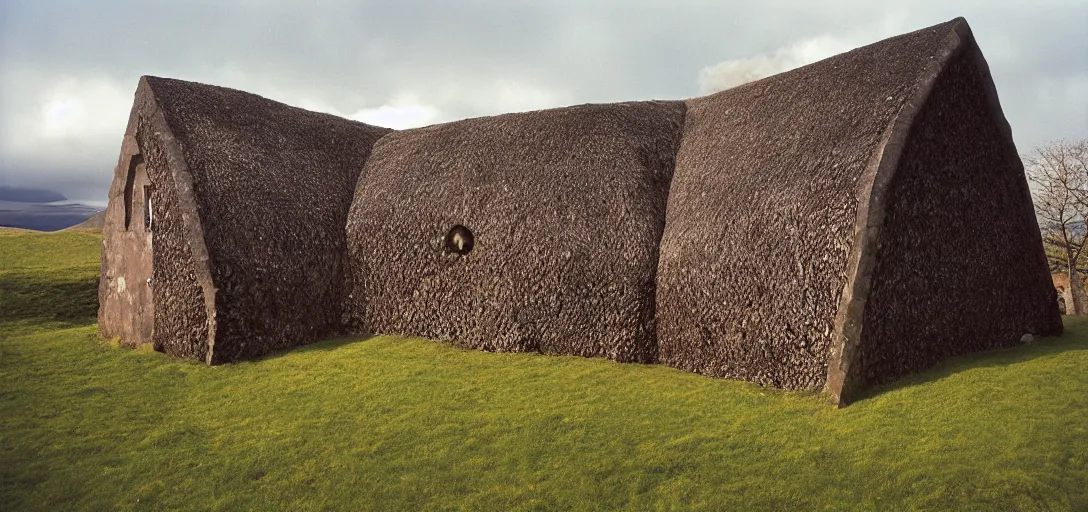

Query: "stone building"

xmin=100 ymin=18 xmax=1060 ymax=404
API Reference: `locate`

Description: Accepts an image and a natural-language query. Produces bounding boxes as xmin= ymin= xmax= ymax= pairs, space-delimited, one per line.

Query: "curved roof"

xmin=102 ymin=18 xmax=1059 ymax=403
xmin=143 ymin=77 xmax=392 ymax=362
xmin=346 ymin=101 xmax=685 ymax=361
xmin=657 ymin=18 xmax=1058 ymax=402
xmin=657 ymin=19 xmax=959 ymax=389
xmin=835 ymin=21 xmax=1060 ymax=402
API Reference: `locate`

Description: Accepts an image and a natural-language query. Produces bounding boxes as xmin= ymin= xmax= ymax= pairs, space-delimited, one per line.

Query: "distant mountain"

xmin=0 ymin=186 xmax=67 ymax=203
xmin=65 ymin=210 xmax=106 ymax=231
xmin=0 ymin=200 xmax=102 ymax=232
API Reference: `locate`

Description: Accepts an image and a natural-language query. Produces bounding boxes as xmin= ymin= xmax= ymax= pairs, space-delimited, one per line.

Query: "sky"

xmin=1 ymin=0 xmax=1086 ymax=205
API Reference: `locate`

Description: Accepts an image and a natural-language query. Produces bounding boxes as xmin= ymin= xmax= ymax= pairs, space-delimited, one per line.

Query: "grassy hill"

xmin=1 ymin=228 xmax=1086 ymax=511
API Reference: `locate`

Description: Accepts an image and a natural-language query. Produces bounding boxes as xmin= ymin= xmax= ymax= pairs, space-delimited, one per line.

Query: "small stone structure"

xmin=99 ymin=18 xmax=1061 ymax=404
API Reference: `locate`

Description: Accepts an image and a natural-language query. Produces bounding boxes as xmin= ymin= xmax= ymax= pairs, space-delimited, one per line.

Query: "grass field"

xmin=1 ymin=228 xmax=1086 ymax=511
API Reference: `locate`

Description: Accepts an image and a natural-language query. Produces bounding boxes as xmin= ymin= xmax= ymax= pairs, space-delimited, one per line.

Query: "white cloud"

xmin=490 ymin=79 xmax=569 ymax=113
xmin=327 ymin=79 xmax=569 ymax=131
xmin=37 ymin=79 xmax=130 ymax=141
xmin=698 ymin=35 xmax=857 ymax=94
xmin=283 ymin=93 xmax=441 ymax=130
xmin=348 ymin=104 xmax=439 ymax=130
xmin=2 ymin=1 xmax=1085 ymax=203
xmin=1 ymin=72 xmax=131 ymax=167
xmin=432 ymin=79 xmax=572 ymax=119
xmin=346 ymin=95 xmax=441 ymax=129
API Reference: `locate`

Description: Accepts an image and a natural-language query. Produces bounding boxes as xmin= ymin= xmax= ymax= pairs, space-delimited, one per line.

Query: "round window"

xmin=443 ymin=225 xmax=474 ymax=255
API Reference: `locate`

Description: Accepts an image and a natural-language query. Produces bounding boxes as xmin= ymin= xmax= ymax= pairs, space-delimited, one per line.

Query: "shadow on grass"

xmin=251 ymin=333 xmax=379 ymax=362
xmin=0 ymin=270 xmax=98 ymax=327
xmin=853 ymin=323 xmax=1088 ymax=403
xmin=251 ymin=317 xmax=1088 ymax=406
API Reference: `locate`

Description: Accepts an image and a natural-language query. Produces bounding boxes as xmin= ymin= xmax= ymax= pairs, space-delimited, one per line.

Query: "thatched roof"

xmin=849 ymin=33 xmax=1061 ymax=398
xmin=656 ymin=17 xmax=1060 ymax=401
xmin=143 ymin=77 xmax=391 ymax=362
xmin=346 ymin=101 xmax=685 ymax=362
xmin=100 ymin=17 xmax=1059 ymax=404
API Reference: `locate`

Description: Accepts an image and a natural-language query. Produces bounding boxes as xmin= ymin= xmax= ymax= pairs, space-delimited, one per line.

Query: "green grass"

xmin=0 ymin=228 xmax=100 ymax=337
xmin=1 ymin=228 xmax=1086 ymax=511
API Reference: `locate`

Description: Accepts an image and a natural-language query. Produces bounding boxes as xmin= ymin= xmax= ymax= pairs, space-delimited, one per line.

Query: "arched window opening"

xmin=143 ymin=185 xmax=153 ymax=231
xmin=123 ymin=153 xmax=145 ymax=231
xmin=443 ymin=225 xmax=474 ymax=256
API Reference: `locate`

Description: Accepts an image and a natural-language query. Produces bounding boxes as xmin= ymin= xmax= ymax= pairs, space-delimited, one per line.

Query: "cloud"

xmin=1 ymin=71 xmax=131 ymax=171
xmin=294 ymin=77 xmax=570 ymax=131
xmin=0 ymin=1 xmax=1085 ymax=204
xmin=348 ymin=101 xmax=441 ymax=130
xmin=438 ymin=79 xmax=573 ymax=118
xmin=29 ymin=77 xmax=130 ymax=146
xmin=698 ymin=35 xmax=857 ymax=94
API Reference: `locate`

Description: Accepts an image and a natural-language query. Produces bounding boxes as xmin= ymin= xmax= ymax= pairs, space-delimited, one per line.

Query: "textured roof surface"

xmin=100 ymin=18 xmax=1060 ymax=404
xmin=346 ymin=101 xmax=685 ymax=362
xmin=656 ymin=20 xmax=961 ymax=389
xmin=145 ymin=77 xmax=392 ymax=362
xmin=856 ymin=44 xmax=1062 ymax=390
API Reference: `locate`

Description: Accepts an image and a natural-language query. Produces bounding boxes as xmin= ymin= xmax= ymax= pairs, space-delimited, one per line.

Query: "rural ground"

xmin=1 ymin=228 xmax=1085 ymax=511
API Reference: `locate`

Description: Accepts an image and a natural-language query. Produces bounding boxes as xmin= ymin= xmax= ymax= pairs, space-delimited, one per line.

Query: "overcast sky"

xmin=1 ymin=0 xmax=1085 ymax=205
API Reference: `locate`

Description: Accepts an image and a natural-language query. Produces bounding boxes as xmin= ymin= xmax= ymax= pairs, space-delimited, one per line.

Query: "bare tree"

xmin=1027 ymin=139 xmax=1088 ymax=315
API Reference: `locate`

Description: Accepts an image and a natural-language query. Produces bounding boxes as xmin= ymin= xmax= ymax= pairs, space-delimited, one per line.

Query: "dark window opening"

xmin=122 ymin=153 xmax=144 ymax=230
xmin=143 ymin=185 xmax=153 ymax=231
xmin=443 ymin=225 xmax=474 ymax=255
